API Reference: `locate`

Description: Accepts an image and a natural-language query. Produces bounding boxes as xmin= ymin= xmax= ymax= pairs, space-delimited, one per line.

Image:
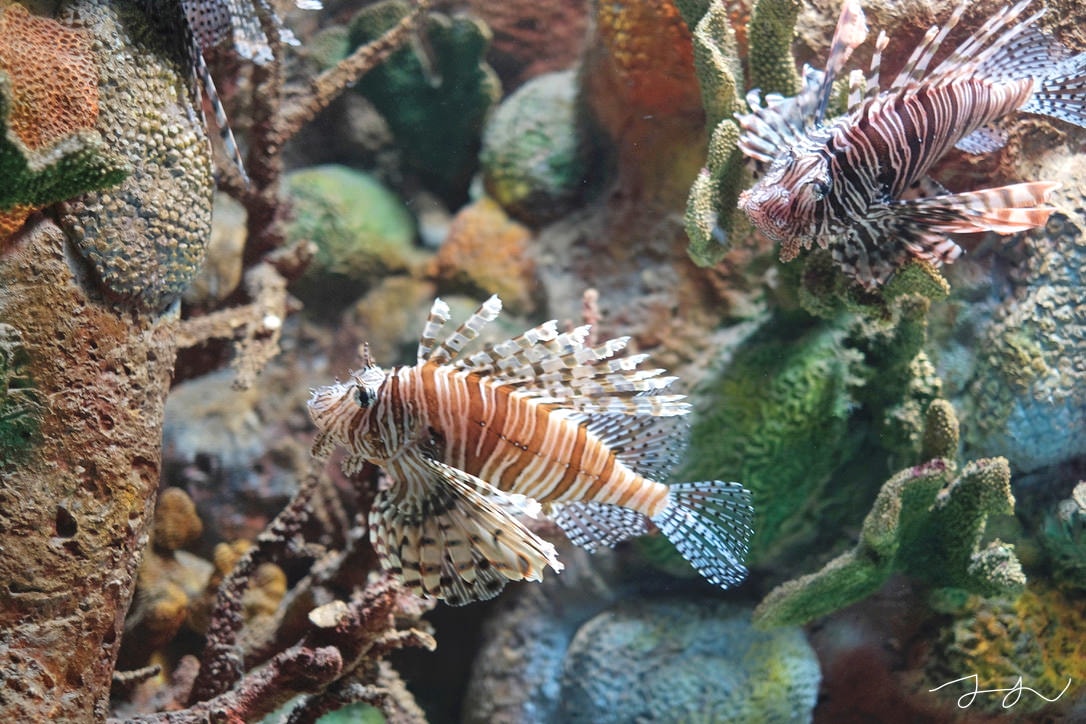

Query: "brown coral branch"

xmin=274 ymin=0 xmax=433 ymax=147
xmin=189 ymin=468 xmax=323 ymax=702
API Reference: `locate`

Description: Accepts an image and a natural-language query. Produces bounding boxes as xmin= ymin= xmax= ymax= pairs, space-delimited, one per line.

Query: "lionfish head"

xmin=739 ymin=149 xmax=830 ymax=246
xmin=307 ymin=364 xmax=387 ymax=443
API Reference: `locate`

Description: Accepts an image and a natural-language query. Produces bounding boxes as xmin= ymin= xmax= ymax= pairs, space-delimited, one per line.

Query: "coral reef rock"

xmin=285 ymin=164 xmax=420 ymax=313
xmin=467 ymin=0 xmax=588 ymax=89
xmin=480 ymin=70 xmax=595 ymax=226
xmin=558 ymin=598 xmax=820 ymax=723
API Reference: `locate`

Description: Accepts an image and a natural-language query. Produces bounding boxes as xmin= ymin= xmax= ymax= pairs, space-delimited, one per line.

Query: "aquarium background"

xmin=0 ymin=0 xmax=1083 ymax=721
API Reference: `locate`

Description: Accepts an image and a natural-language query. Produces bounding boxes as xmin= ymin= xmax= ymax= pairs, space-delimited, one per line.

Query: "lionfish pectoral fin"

xmin=955 ymin=123 xmax=1010 ymax=155
xmin=369 ymin=457 xmax=562 ymax=606
xmin=893 ymin=181 xmax=1059 ymax=237
xmin=650 ymin=481 xmax=754 ymax=589
xmin=311 ymin=429 xmax=335 ymax=460
xmin=551 ymin=501 xmax=649 ymax=553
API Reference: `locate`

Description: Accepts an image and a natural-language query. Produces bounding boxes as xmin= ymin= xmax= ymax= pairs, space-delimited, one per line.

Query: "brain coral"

xmin=56 ymin=0 xmax=213 ymax=310
xmin=558 ymin=598 xmax=821 ymax=723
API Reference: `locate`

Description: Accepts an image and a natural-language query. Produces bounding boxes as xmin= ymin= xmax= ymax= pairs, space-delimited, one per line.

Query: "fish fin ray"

xmin=1024 ymin=52 xmax=1086 ymax=127
xmin=650 ymin=481 xmax=754 ymax=588
xmin=575 ymin=413 xmax=689 ymax=479
xmin=551 ymin=501 xmax=649 ymax=553
xmin=416 ymin=298 xmax=451 ymax=362
xmin=369 ymin=456 xmax=562 ymax=605
xmin=429 ymin=295 xmax=503 ymax=364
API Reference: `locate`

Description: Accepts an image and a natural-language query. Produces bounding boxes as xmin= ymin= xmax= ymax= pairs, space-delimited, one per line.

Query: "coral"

xmin=153 ymin=487 xmax=204 ymax=553
xmin=681 ymin=318 xmax=863 ymax=565
xmin=680 ymin=1 xmax=748 ymax=265
xmin=558 ymin=598 xmax=820 ymax=722
xmin=926 ymin=582 xmax=1086 ymax=714
xmin=284 ymin=164 xmax=420 ymax=313
xmin=754 ymin=402 xmax=1026 ymax=628
xmin=0 ymin=323 xmax=41 ymax=468
xmin=347 ymin=0 xmax=500 ymax=204
xmin=962 ymin=156 xmax=1086 ymax=470
xmin=0 ymin=4 xmax=126 ymax=236
xmin=479 ymin=70 xmax=596 ymax=226
xmin=467 ymin=0 xmax=588 ymax=88
xmin=427 ymin=197 xmax=540 ymax=315
xmin=1039 ymin=481 xmax=1086 ymax=590
xmin=56 ymin=0 xmax=213 ymax=310
xmin=747 ymin=0 xmax=802 ymax=97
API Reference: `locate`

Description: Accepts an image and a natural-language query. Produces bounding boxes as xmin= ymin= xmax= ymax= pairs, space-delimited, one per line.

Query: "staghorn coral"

xmin=0 ymin=4 xmax=127 ymax=238
xmin=427 ymin=197 xmax=540 ymax=315
xmin=746 ymin=0 xmax=801 ymax=97
xmin=926 ymin=582 xmax=1086 ymax=715
xmin=347 ymin=0 xmax=500 ymax=205
xmin=754 ymin=401 xmax=1026 ymax=629
xmin=57 ymin=0 xmax=213 ymax=310
xmin=479 ymin=70 xmax=598 ymax=226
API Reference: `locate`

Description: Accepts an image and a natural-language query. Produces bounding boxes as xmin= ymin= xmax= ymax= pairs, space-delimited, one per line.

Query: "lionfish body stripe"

xmin=737 ymin=0 xmax=1086 ymax=288
xmin=309 ymin=296 xmax=755 ymax=605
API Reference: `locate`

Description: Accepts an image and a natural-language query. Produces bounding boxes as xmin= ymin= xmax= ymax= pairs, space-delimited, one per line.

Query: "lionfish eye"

xmin=354 ymin=385 xmax=376 ymax=407
xmin=811 ymin=179 xmax=830 ymax=200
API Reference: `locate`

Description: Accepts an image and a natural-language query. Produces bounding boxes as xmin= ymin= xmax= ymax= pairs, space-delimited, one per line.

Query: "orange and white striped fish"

xmin=737 ymin=0 xmax=1086 ymax=289
xmin=308 ymin=295 xmax=754 ymax=605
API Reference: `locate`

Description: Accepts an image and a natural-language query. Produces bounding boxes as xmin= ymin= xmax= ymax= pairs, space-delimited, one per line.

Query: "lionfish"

xmin=308 ymin=296 xmax=755 ymax=605
xmin=737 ymin=0 xmax=1086 ymax=289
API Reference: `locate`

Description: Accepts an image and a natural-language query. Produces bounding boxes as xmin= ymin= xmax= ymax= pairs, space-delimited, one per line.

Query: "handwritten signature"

xmin=930 ymin=674 xmax=1073 ymax=709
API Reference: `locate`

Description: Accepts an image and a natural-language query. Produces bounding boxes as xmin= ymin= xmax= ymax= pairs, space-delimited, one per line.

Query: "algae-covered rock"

xmin=348 ymin=1 xmax=500 ymax=205
xmin=558 ymin=598 xmax=820 ymax=723
xmin=0 ymin=323 xmax=41 ymax=468
xmin=285 ymin=164 xmax=420 ymax=312
xmin=1039 ymin=481 xmax=1086 ymax=590
xmin=480 ymin=70 xmax=595 ymax=226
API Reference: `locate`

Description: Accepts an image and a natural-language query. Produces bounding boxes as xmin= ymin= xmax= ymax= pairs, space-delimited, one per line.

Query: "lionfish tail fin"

xmin=370 ymin=457 xmax=563 ymax=606
xmin=650 ymin=481 xmax=754 ymax=589
xmin=1025 ymin=52 xmax=1086 ymax=128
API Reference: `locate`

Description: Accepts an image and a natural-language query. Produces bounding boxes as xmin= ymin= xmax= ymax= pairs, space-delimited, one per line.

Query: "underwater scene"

xmin=1 ymin=0 xmax=1085 ymax=721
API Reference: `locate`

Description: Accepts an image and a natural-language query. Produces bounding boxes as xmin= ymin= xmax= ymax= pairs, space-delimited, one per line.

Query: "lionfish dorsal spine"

xmin=427 ymin=295 xmax=502 ymax=365
xmin=815 ymin=0 xmax=868 ymax=122
xmin=416 ymin=298 xmax=452 ymax=362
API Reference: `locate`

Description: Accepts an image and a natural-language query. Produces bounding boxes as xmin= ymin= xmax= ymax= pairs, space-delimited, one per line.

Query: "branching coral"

xmin=753 ymin=400 xmax=1025 ymax=629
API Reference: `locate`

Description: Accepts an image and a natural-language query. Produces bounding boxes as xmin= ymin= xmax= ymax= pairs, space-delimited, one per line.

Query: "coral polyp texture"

xmin=754 ymin=400 xmax=1025 ymax=629
xmin=55 ymin=0 xmax=212 ymax=310
xmin=0 ymin=4 xmax=127 ymax=238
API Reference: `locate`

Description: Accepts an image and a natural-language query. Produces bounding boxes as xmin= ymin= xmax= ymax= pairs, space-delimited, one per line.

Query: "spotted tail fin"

xmin=650 ymin=481 xmax=754 ymax=589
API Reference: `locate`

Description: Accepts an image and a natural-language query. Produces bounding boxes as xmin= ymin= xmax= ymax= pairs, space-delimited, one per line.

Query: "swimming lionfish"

xmin=308 ymin=296 xmax=755 ymax=605
xmin=737 ymin=0 xmax=1086 ymax=289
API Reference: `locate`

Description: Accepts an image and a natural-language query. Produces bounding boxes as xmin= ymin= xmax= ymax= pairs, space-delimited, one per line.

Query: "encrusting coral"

xmin=0 ymin=3 xmax=126 ymax=240
xmin=754 ymin=400 xmax=1026 ymax=629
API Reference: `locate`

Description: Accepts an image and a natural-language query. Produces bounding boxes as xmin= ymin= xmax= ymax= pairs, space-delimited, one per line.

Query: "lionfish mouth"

xmin=738 ymin=186 xmax=787 ymax=242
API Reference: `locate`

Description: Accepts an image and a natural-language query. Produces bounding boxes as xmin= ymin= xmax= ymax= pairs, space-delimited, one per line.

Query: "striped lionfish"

xmin=737 ymin=0 xmax=1086 ymax=289
xmin=308 ymin=296 xmax=755 ymax=605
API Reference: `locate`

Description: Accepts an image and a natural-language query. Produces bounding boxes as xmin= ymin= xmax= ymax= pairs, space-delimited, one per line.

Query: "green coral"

xmin=680 ymin=317 xmax=864 ymax=564
xmin=1039 ymin=481 xmax=1086 ymax=590
xmin=347 ymin=1 xmax=500 ymax=205
xmin=754 ymin=401 xmax=1026 ymax=628
xmin=798 ymin=252 xmax=950 ymax=321
xmin=747 ymin=0 xmax=802 ymax=97
xmin=0 ymin=324 xmax=41 ymax=468
xmin=681 ymin=2 xmax=748 ymax=266
xmin=285 ymin=165 xmax=420 ymax=314
xmin=0 ymin=72 xmax=126 ymax=212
